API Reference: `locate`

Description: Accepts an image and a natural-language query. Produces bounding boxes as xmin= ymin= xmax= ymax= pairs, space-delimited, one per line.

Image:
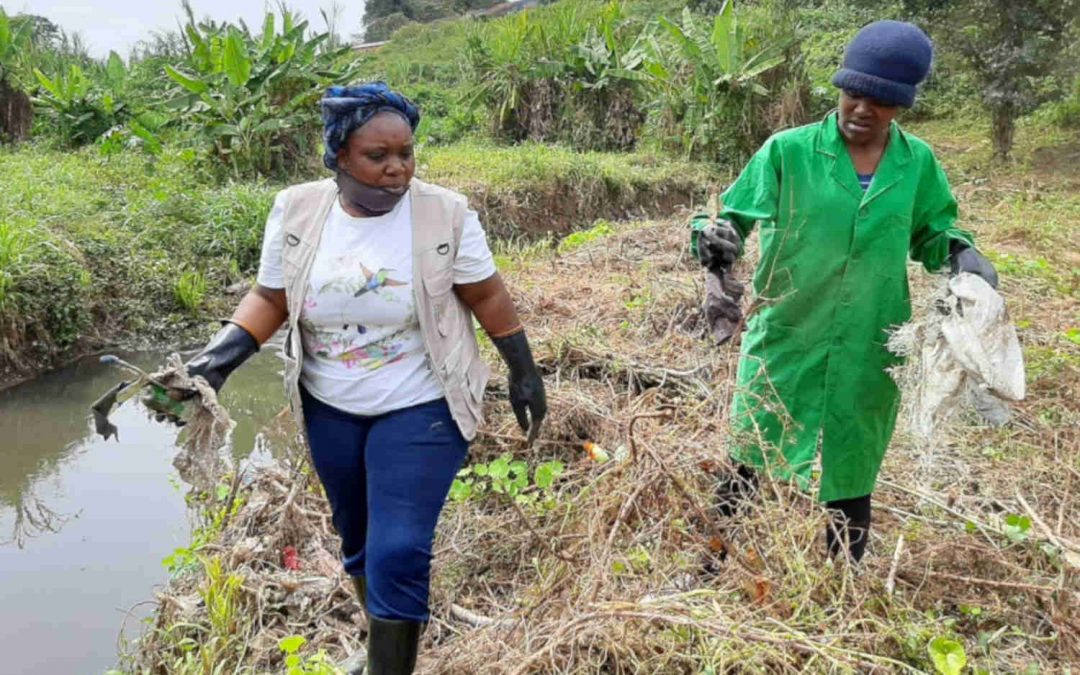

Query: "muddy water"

xmin=0 ymin=344 xmax=286 ymax=674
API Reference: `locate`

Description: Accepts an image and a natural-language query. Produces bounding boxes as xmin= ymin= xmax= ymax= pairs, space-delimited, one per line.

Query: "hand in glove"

xmin=146 ymin=322 xmax=258 ymax=424
xmin=698 ymin=219 xmax=741 ymax=271
xmin=492 ymin=330 xmax=547 ymax=446
xmin=949 ymin=240 xmax=999 ymax=289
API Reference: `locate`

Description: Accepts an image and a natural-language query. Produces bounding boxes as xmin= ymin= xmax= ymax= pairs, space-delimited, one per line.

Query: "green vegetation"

xmin=163 ymin=3 xmax=360 ymax=178
xmin=0 ymin=136 xmax=707 ymax=379
xmin=279 ymin=636 xmax=342 ymax=675
xmin=361 ymin=0 xmax=501 ymax=42
xmin=449 ymin=452 xmax=565 ymax=504
xmin=12 ymin=2 xmax=1066 ymax=672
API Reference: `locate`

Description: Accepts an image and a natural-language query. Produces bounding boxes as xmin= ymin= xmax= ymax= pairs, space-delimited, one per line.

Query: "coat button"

xmin=859 ymin=207 xmax=869 ymax=217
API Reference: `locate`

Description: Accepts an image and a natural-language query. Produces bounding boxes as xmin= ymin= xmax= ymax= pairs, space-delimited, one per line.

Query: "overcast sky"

xmin=8 ymin=1 xmax=367 ymax=58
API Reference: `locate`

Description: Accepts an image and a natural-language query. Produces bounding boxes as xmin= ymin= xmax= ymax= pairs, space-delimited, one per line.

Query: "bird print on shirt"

xmin=354 ymin=264 xmax=406 ymax=298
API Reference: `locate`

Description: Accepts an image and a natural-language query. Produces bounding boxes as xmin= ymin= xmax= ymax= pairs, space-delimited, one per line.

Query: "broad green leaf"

xmin=33 ymin=69 xmax=62 ymax=98
xmin=135 ymin=111 xmax=169 ymax=131
xmin=928 ymin=637 xmax=967 ymax=675
xmin=278 ymin=635 xmax=306 ymax=654
xmin=712 ymin=0 xmax=734 ymax=73
xmin=223 ymin=29 xmax=252 ymax=87
xmin=253 ymin=118 xmax=288 ymax=134
xmin=261 ymin=12 xmax=276 ymax=50
xmin=535 ymin=464 xmax=555 ymax=489
xmin=0 ymin=9 xmax=11 ymax=56
xmin=129 ymin=120 xmax=162 ymax=155
xmin=164 ymin=65 xmax=209 ymax=94
xmin=106 ymin=51 xmax=127 ymax=87
xmin=207 ymin=123 xmax=241 ymax=138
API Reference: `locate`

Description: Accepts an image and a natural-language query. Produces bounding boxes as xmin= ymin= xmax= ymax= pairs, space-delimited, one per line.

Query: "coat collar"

xmin=814 ymin=111 xmax=912 ymax=207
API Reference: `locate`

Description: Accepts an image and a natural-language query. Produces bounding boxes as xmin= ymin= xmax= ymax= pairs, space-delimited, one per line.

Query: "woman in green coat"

xmin=692 ymin=21 xmax=999 ymax=561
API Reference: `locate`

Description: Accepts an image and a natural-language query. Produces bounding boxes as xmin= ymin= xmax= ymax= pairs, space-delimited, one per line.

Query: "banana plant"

xmin=163 ymin=5 xmax=359 ymax=178
xmin=32 ymin=62 xmax=128 ymax=147
xmin=645 ymin=0 xmax=789 ymax=161
xmin=0 ymin=8 xmax=33 ymax=83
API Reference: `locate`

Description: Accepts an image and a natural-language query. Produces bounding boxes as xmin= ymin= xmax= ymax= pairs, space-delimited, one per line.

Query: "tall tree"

xmin=0 ymin=8 xmax=34 ymax=142
xmin=938 ymin=0 xmax=1078 ymax=159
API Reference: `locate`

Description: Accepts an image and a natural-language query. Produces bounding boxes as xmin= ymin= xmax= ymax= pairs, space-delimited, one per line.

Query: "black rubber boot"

xmin=366 ymin=616 xmax=422 ymax=675
xmin=825 ymin=494 xmax=872 ymax=563
xmin=351 ymin=576 xmax=368 ymax=617
xmin=339 ymin=577 xmax=369 ymax=675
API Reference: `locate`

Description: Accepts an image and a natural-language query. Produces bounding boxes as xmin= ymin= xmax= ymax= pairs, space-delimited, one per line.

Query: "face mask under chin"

xmin=335 ymin=170 xmax=409 ymax=216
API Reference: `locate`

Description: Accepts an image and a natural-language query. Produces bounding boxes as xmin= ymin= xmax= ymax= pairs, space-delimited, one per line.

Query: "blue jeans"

xmin=301 ymin=388 xmax=468 ymax=622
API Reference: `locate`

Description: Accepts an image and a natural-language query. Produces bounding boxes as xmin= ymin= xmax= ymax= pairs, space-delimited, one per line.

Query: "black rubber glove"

xmin=182 ymin=321 xmax=259 ymax=393
xmin=949 ymin=240 xmax=999 ymax=289
xmin=698 ymin=220 xmax=741 ymax=271
xmin=492 ymin=330 xmax=546 ymax=446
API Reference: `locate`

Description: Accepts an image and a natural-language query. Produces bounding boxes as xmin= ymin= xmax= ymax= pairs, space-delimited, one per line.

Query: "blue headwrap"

xmin=320 ymin=82 xmax=421 ymax=170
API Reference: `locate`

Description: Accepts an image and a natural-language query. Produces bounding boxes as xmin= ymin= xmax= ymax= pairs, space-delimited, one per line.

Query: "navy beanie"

xmin=831 ymin=20 xmax=933 ymax=108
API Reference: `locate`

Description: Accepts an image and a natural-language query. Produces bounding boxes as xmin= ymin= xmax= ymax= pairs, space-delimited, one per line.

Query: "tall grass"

xmin=0 ymin=220 xmax=28 ymax=308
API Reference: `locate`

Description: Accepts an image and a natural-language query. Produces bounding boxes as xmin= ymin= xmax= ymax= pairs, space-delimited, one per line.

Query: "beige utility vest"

xmin=278 ymin=177 xmax=490 ymax=440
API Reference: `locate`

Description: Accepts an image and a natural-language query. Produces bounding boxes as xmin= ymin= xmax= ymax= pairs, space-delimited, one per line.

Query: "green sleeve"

xmin=719 ymin=137 xmax=781 ymax=241
xmin=688 ymin=137 xmax=781 ymax=260
xmin=909 ymin=148 xmax=973 ymax=272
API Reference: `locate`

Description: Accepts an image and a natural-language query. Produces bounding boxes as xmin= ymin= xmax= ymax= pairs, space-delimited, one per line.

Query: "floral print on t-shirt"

xmin=299 ymin=249 xmax=417 ymax=372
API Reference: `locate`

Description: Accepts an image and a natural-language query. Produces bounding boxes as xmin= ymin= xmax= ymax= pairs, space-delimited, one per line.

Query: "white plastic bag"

xmin=888 ymin=273 xmax=1025 ymax=440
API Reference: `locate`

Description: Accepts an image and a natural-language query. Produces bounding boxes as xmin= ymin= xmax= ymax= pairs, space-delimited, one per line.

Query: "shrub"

xmin=465 ymin=1 xmax=649 ymax=150
xmin=163 ymin=4 xmax=360 ymax=178
xmin=642 ymin=1 xmax=791 ymax=163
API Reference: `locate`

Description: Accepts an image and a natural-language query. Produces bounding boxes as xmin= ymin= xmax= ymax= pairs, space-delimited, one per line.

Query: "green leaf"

xmin=0 ymin=9 xmax=11 ymax=56
xmin=535 ymin=465 xmax=555 ymax=489
xmin=279 ymin=635 xmax=306 ymax=654
xmin=164 ymin=65 xmax=209 ymax=94
xmin=928 ymin=637 xmax=967 ymax=675
xmin=223 ymin=29 xmax=252 ymax=87
xmin=252 ymin=118 xmax=288 ymax=134
xmin=489 ymin=457 xmax=511 ymax=480
xmin=261 ymin=12 xmax=276 ymax=50
xmin=1004 ymin=513 xmax=1032 ymax=541
xmin=33 ymin=69 xmax=61 ymax=98
xmin=711 ymin=0 xmax=734 ymax=73
xmin=106 ymin=51 xmax=127 ymax=87
xmin=1064 ymin=328 xmax=1080 ymax=346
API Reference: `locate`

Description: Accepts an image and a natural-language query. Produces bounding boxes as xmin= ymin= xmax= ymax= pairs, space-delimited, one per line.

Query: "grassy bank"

xmin=120 ymin=121 xmax=1080 ymax=674
xmin=0 ymin=143 xmax=714 ymax=386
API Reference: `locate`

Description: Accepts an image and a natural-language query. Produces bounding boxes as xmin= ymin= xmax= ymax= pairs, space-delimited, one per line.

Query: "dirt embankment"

xmin=0 ymin=155 xmax=714 ymax=392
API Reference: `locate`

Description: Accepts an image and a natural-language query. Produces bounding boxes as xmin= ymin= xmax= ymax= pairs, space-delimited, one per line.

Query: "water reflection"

xmin=0 ymin=345 xmax=285 ymax=674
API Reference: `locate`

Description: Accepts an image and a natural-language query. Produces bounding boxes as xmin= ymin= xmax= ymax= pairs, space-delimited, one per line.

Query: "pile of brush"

xmin=126 ymin=218 xmax=1080 ymax=674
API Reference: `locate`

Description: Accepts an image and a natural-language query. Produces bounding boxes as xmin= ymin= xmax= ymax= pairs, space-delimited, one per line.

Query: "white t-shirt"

xmin=256 ymin=190 xmax=497 ymax=416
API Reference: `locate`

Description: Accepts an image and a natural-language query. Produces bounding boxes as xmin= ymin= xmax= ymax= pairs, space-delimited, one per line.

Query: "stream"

xmin=0 ymin=343 xmax=286 ymax=674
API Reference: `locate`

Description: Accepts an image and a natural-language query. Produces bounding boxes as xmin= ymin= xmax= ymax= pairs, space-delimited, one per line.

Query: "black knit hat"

xmin=831 ymin=20 xmax=933 ymax=108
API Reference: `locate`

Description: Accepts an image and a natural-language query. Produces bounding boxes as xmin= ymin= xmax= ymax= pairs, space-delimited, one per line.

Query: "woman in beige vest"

xmin=168 ymin=83 xmax=546 ymax=674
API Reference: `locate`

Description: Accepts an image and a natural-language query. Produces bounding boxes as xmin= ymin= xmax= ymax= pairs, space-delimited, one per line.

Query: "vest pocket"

xmin=422 ymin=258 xmax=457 ymax=337
xmin=422 ymin=254 xmax=454 ymax=296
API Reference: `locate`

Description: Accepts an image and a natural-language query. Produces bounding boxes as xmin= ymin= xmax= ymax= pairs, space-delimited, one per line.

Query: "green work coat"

xmin=692 ymin=112 xmax=973 ymax=502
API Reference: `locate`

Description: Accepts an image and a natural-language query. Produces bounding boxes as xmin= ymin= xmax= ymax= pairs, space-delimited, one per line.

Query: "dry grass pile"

xmin=127 ymin=213 xmax=1079 ymax=673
